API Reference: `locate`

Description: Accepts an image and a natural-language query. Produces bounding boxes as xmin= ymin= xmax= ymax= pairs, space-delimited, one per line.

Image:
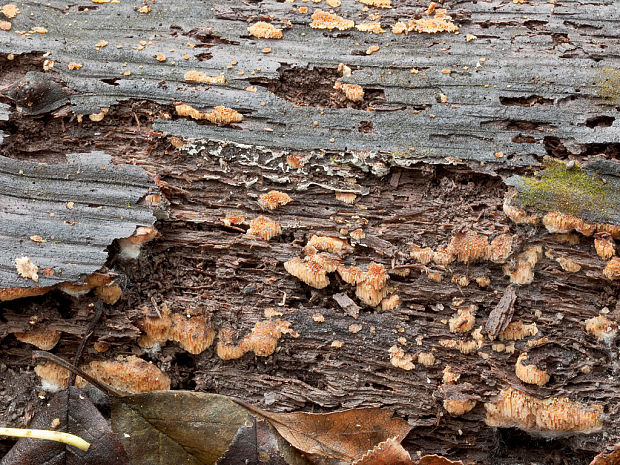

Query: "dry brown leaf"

xmin=353 ymin=437 xmax=414 ymax=465
xmin=238 ymin=403 xmax=411 ymax=462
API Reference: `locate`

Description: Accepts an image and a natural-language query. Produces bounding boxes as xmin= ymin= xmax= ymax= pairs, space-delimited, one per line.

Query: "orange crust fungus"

xmin=439 ymin=339 xmax=478 ymax=354
xmin=503 ymin=190 xmax=539 ymax=225
xmin=93 ymin=282 xmax=122 ymax=304
xmin=248 ymin=216 xmax=282 ymax=240
xmin=555 ymin=256 xmax=581 ymax=273
xmin=138 ymin=305 xmax=172 ymax=349
xmin=14 ymin=330 xmax=61 ymax=350
xmin=596 ymin=223 xmax=620 ymax=239
xmin=337 ymin=265 xmax=365 ymax=285
xmin=485 ymin=387 xmax=602 ymax=434
xmin=417 ymin=352 xmax=435 ymax=367
xmin=515 ymin=352 xmax=550 ymax=386
xmin=34 ymin=363 xmax=78 ymax=391
xmin=355 ymin=22 xmax=385 ymax=34
xmin=359 ymin=0 xmax=391 ymax=8
xmin=410 ymin=244 xmax=434 ymax=265
xmin=356 ymin=262 xmax=389 ymax=306
xmin=310 ymin=9 xmax=354 ymax=30
xmin=258 ymin=190 xmax=293 ymax=210
xmin=443 ymin=398 xmax=476 ymax=416
xmin=306 ymin=235 xmax=353 ymax=255
xmin=247 ymin=22 xmax=283 ymax=39
xmin=169 ymin=313 xmax=216 ymax=354
xmin=285 ymin=257 xmax=330 ymax=288
xmin=542 ymin=212 xmax=595 ymax=236
xmin=82 ymin=355 xmax=171 ymax=393
xmin=216 ymin=328 xmax=246 ymax=360
xmin=488 ymin=234 xmax=513 ymax=263
xmin=476 ymin=276 xmax=491 ymax=287
xmin=433 ymin=249 xmax=454 ymax=266
xmin=388 ymin=345 xmax=415 ymax=370
xmin=216 ymin=320 xmax=297 ymax=359
xmin=594 ymin=233 xmax=615 ymax=260
xmin=335 ymin=192 xmax=357 ymax=204
xmin=499 ymin=321 xmax=538 ymax=341
xmin=184 ymin=71 xmax=226 ymax=84
xmin=452 ymin=275 xmax=469 ymax=287
xmin=15 ymin=257 xmax=38 ymax=282
xmin=1 ymin=3 xmax=19 ymax=18
xmin=504 ymin=245 xmax=542 ymax=285
xmin=585 ymin=315 xmax=617 ymax=343
xmin=380 ymin=294 xmax=400 ymax=311
xmin=442 ymin=365 xmax=460 ymax=384
xmin=408 ymin=9 xmax=458 ymax=34
xmin=333 ymin=81 xmax=365 ymax=102
xmin=221 ymin=215 xmax=245 ymax=227
xmin=117 ymin=226 xmax=159 ymax=260
xmin=447 ymin=231 xmax=489 ymax=263
xmin=0 ymin=20 xmax=11 ymax=31
xmin=449 ymin=306 xmax=476 ymax=333
xmin=603 ymin=257 xmax=620 ymax=280
xmin=175 ymin=104 xmax=243 ymax=125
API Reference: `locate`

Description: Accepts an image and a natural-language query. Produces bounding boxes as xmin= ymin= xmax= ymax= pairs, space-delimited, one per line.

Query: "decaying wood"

xmin=0 ymin=0 xmax=619 ymax=463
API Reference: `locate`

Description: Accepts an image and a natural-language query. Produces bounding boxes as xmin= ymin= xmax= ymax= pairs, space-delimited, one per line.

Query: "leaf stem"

xmin=0 ymin=427 xmax=90 ymax=451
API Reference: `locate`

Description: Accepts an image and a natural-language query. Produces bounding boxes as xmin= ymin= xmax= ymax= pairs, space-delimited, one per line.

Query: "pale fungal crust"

xmin=504 ymin=245 xmax=542 ymax=285
xmin=286 ymin=153 xmax=307 ymax=169
xmin=488 ymin=234 xmax=513 ymax=263
xmin=498 ymin=321 xmax=538 ymax=341
xmin=356 ymin=262 xmax=389 ymax=306
xmin=359 ymin=0 xmax=391 ymax=8
xmin=14 ymin=330 xmax=62 ymax=350
xmin=425 ymin=270 xmax=443 ymax=282
xmin=451 ymin=274 xmax=469 ymax=287
xmin=449 ymin=306 xmax=476 ymax=333
xmin=485 ymin=387 xmax=602 ymax=434
xmin=380 ymin=294 xmax=400 ymax=311
xmin=169 ymin=313 xmax=216 ymax=354
xmin=594 ymin=234 xmax=615 ymax=260
xmin=410 ymin=245 xmax=434 ymax=265
xmin=390 ymin=267 xmax=410 ymax=277
xmin=216 ymin=319 xmax=297 ymax=359
xmin=417 ymin=352 xmax=435 ymax=367
xmin=476 ymin=276 xmax=491 ymax=287
xmin=326 ymin=0 xmax=341 ymax=6
xmin=542 ymin=212 xmax=595 ymax=236
xmin=175 ymin=104 xmax=243 ymax=125
xmin=34 ymin=363 xmax=78 ymax=391
xmin=15 ymin=257 xmax=39 ymax=282
xmin=584 ymin=315 xmax=618 ymax=342
xmin=355 ymin=22 xmax=385 ymax=34
xmin=137 ymin=304 xmax=172 ymax=349
xmin=515 ymin=352 xmax=550 ymax=386
xmin=331 ymin=340 xmax=344 ymax=349
xmin=258 ymin=190 xmax=293 ymax=210
xmin=432 ymin=249 xmax=454 ymax=266
xmin=350 ymin=228 xmax=365 ymax=241
xmin=0 ymin=20 xmax=11 ymax=31
xmin=337 ymin=265 xmax=364 ymax=285
xmin=247 ymin=22 xmax=283 ymax=39
xmin=555 ymin=256 xmax=581 ymax=273
xmin=503 ymin=190 xmax=539 ymax=225
xmin=184 ymin=71 xmax=226 ymax=84
xmin=118 ymin=226 xmax=159 ymax=260
xmin=221 ymin=215 xmax=245 ymax=227
xmin=442 ymin=365 xmax=460 ymax=384
xmin=408 ymin=9 xmax=458 ymax=34
xmin=68 ymin=62 xmax=83 ymax=70
xmin=447 ymin=231 xmax=489 ymax=263
xmin=348 ymin=323 xmax=363 ymax=334
xmin=391 ymin=22 xmax=407 ymax=35
xmin=335 ymin=192 xmax=357 ymax=204
xmin=1 ymin=3 xmax=19 ymax=18
xmin=365 ymin=45 xmax=380 ymax=55
xmin=285 ymin=257 xmax=330 ymax=288
xmin=93 ymin=282 xmax=122 ymax=304
xmin=603 ymin=257 xmax=620 ymax=280
xmin=337 ymin=63 xmax=352 ymax=77
xmin=596 ymin=223 xmax=620 ymax=239
xmin=310 ymin=9 xmax=354 ymax=30
xmin=333 ymin=81 xmax=365 ymax=102
xmin=83 ymin=355 xmax=171 ymax=393
xmin=388 ymin=345 xmax=415 ymax=370
xmin=439 ymin=339 xmax=478 ymax=354
xmin=312 ymin=313 xmax=325 ymax=322
xmin=306 ymin=235 xmax=353 ymax=254
xmin=443 ymin=398 xmax=476 ymax=416
xmin=247 ymin=216 xmax=282 ymax=240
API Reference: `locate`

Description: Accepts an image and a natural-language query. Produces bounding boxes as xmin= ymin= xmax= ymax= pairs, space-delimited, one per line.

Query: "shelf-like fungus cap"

xmin=169 ymin=313 xmax=215 ymax=354
xmin=248 ymin=216 xmax=282 ymax=241
xmin=284 ymin=257 xmax=330 ymax=289
xmin=515 ymin=352 xmax=549 ymax=386
xmin=14 ymin=329 xmax=62 ymax=350
xmin=82 ymin=355 xmax=170 ymax=393
xmin=447 ymin=231 xmax=489 ymax=263
xmin=258 ymin=190 xmax=293 ymax=210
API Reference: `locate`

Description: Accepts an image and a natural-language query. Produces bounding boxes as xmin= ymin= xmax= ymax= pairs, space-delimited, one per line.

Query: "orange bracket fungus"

xmin=410 ymin=244 xmax=434 ymax=265
xmin=356 ymin=262 xmax=389 ymax=307
xmin=175 ymin=104 xmax=243 ymax=125
xmin=333 ymin=82 xmax=365 ymax=102
xmin=543 ymin=212 xmax=594 ymax=236
xmin=310 ymin=9 xmax=354 ymax=31
xmin=498 ymin=321 xmax=538 ymax=341
xmin=485 ymin=387 xmax=602 ymax=434
xmin=247 ymin=216 xmax=282 ymax=240
xmin=603 ymin=257 xmax=620 ymax=280
xmin=447 ymin=231 xmax=488 ymax=263
xmin=306 ymin=235 xmax=353 ymax=255
xmin=449 ymin=305 xmax=477 ymax=333
xmin=14 ymin=330 xmax=62 ymax=350
xmin=216 ymin=319 xmax=297 ymax=360
xmin=515 ymin=352 xmax=550 ymax=386
xmin=594 ymin=232 xmax=615 ymax=260
xmin=247 ymin=22 xmax=283 ymax=39
xmin=258 ymin=190 xmax=293 ymax=210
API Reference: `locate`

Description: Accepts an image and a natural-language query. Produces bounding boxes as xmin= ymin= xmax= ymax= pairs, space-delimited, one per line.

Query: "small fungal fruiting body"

xmin=503 ymin=191 xmax=539 ymax=225
xmin=68 ymin=62 xmax=83 ymax=70
xmin=410 ymin=244 xmax=434 ymax=265
xmin=449 ymin=306 xmax=476 ymax=333
xmin=452 ymin=275 xmax=469 ymax=287
xmin=337 ymin=265 xmax=365 ymax=285
xmin=169 ymin=313 xmax=215 ymax=354
xmin=335 ymin=192 xmax=357 ymax=204
xmin=542 ymin=212 xmax=594 ymax=236
xmin=350 ymin=228 xmax=365 ymax=240
xmin=442 ymin=366 xmax=460 ymax=384
xmin=285 ymin=257 xmax=330 ymax=289
xmin=485 ymin=387 xmax=602 ymax=434
xmin=118 ymin=226 xmax=159 ymax=260
xmin=439 ymin=339 xmax=478 ymax=354
xmin=247 ymin=216 xmax=282 ymax=240
xmin=555 ymin=256 xmax=581 ymax=273
xmin=603 ymin=257 xmax=620 ymax=280
xmin=585 ymin=315 xmax=617 ymax=343
xmin=380 ymin=294 xmax=400 ymax=311
xmin=15 ymin=257 xmax=38 ymax=282
xmin=82 ymin=355 xmax=171 ymax=393
xmin=408 ymin=10 xmax=458 ymax=34
xmin=359 ymin=0 xmax=391 ymax=8
xmin=596 ymin=223 xmax=620 ymax=239
xmin=504 ymin=245 xmax=542 ymax=285
xmin=0 ymin=21 xmax=11 ymax=31
xmin=515 ymin=352 xmax=550 ymax=386
xmin=498 ymin=321 xmax=538 ymax=341
xmin=1 ymin=4 xmax=19 ymax=18
xmin=306 ymin=235 xmax=353 ymax=255
xmin=184 ymin=71 xmax=226 ymax=84
xmin=93 ymin=282 xmax=122 ymax=304
xmin=258 ymin=190 xmax=293 ymax=210
xmin=433 ymin=249 xmax=454 ymax=266
xmin=175 ymin=104 xmax=243 ymax=125
xmin=388 ymin=345 xmax=414 ymax=370
xmin=14 ymin=330 xmax=61 ymax=350
xmin=333 ymin=81 xmax=365 ymax=102
xmin=137 ymin=304 xmax=172 ymax=349
xmin=488 ymin=234 xmax=513 ymax=263
xmin=216 ymin=319 xmax=297 ymax=360
xmin=594 ymin=232 xmax=615 ymax=260
xmin=448 ymin=231 xmax=489 ymax=263
xmin=417 ymin=352 xmax=435 ymax=367
xmin=476 ymin=276 xmax=491 ymax=287
xmin=356 ymin=262 xmax=389 ymax=306
xmin=247 ymin=22 xmax=283 ymax=39
xmin=221 ymin=215 xmax=245 ymax=227
xmin=355 ymin=22 xmax=385 ymax=34
xmin=310 ymin=9 xmax=354 ymax=30
xmin=443 ymin=398 xmax=476 ymax=416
